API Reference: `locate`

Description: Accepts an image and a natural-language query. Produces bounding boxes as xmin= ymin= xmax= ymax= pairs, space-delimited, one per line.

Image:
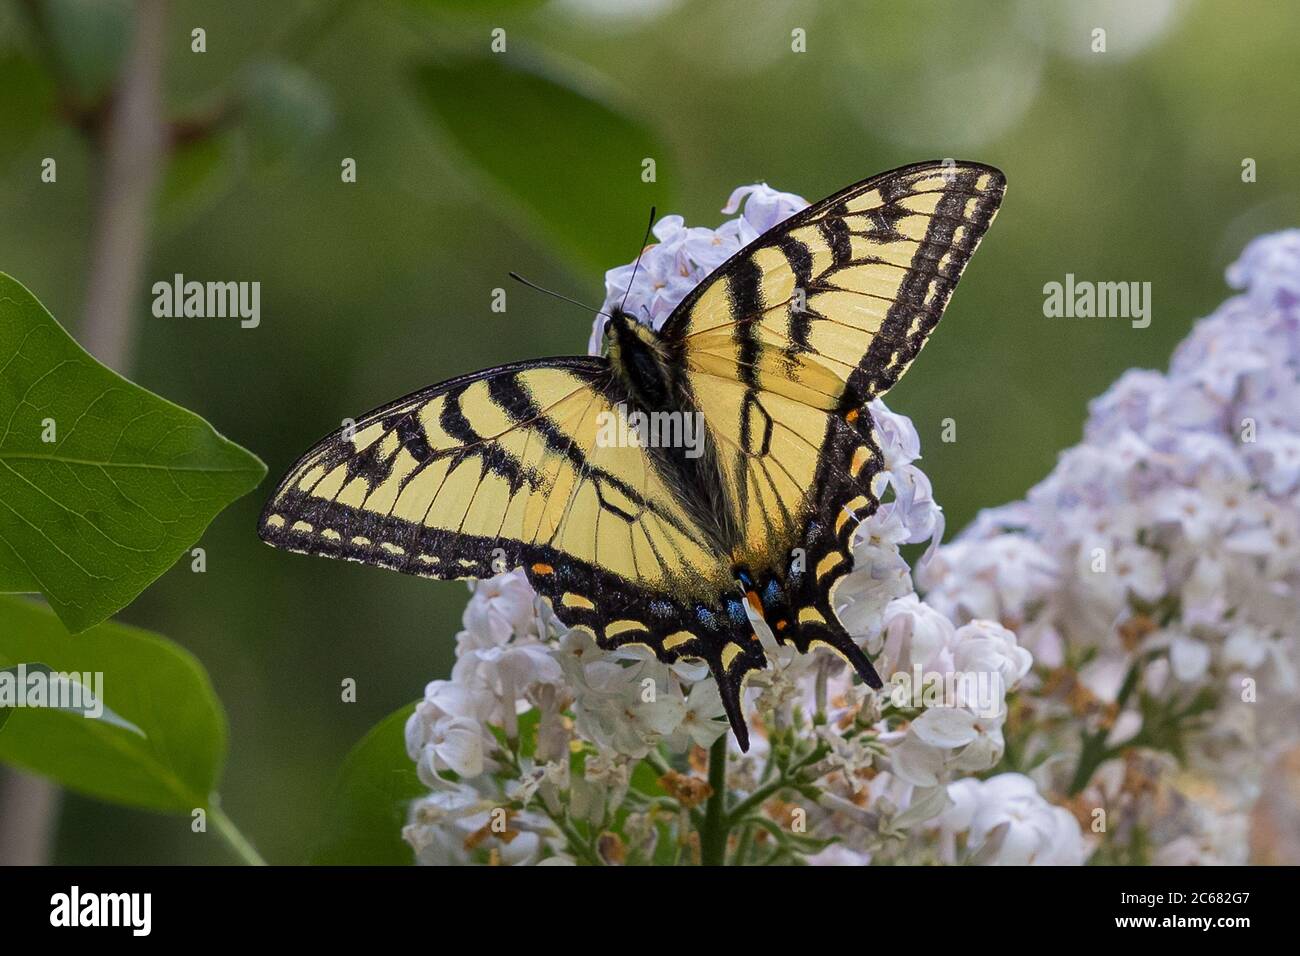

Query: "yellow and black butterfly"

xmin=258 ymin=161 xmax=1006 ymax=750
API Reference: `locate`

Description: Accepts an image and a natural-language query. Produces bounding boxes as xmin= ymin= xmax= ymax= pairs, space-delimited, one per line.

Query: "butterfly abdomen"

xmin=604 ymin=311 xmax=743 ymax=555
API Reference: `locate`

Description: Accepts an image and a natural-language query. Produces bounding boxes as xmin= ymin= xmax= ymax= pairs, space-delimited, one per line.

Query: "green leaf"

xmin=0 ymin=272 xmax=266 ymax=632
xmin=312 ymin=702 xmax=423 ymax=865
xmin=411 ymin=55 xmax=672 ymax=274
xmin=0 ymin=662 xmax=143 ymax=734
xmin=0 ymin=595 xmax=227 ymax=813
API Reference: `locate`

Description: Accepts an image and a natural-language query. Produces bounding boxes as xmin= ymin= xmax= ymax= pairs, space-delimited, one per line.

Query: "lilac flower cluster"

xmin=920 ymin=230 xmax=1300 ymax=862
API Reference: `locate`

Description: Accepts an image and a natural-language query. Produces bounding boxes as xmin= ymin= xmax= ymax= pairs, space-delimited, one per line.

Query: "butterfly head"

xmin=605 ymin=310 xmax=672 ymax=405
xmin=604 ymin=309 xmax=663 ymax=357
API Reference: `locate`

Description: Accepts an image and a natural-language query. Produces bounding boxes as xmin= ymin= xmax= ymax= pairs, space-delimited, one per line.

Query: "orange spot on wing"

xmin=845 ymin=408 xmax=859 ymax=423
xmin=531 ymin=563 xmax=554 ymax=575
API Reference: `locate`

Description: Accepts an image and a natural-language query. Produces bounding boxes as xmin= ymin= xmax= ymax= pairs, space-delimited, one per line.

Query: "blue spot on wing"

xmin=649 ymin=599 xmax=675 ymax=619
xmin=695 ymin=606 xmax=719 ymax=630
xmin=725 ymin=597 xmax=748 ymax=627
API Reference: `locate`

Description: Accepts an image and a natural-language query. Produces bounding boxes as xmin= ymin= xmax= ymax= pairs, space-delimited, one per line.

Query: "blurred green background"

xmin=1 ymin=0 xmax=1297 ymax=863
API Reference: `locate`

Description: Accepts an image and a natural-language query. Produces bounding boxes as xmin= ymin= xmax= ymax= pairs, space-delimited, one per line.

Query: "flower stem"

xmin=1067 ymin=729 xmax=1111 ymax=796
xmin=699 ymin=735 xmax=729 ymax=866
xmin=209 ymin=804 xmax=268 ymax=866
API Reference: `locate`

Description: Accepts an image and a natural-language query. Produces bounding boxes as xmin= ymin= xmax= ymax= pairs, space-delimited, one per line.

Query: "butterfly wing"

xmin=663 ymin=160 xmax=1006 ymax=677
xmin=664 ymin=161 xmax=1006 ymax=401
xmin=258 ymin=356 xmax=765 ymax=745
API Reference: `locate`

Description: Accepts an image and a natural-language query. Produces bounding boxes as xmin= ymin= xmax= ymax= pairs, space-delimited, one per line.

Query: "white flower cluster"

xmin=934 ymin=773 xmax=1088 ymax=865
xmin=919 ymin=230 xmax=1300 ymax=862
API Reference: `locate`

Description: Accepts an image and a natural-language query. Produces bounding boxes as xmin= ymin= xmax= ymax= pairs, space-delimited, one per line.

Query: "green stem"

xmin=209 ymin=804 xmax=267 ymax=866
xmin=554 ymin=816 xmax=602 ymax=866
xmin=1068 ymin=656 xmax=1145 ymax=796
xmin=699 ymin=736 xmax=729 ymax=866
xmin=732 ymin=821 xmax=755 ymax=866
xmin=726 ymin=777 xmax=786 ymax=826
xmin=1067 ymin=728 xmax=1110 ymax=796
xmin=725 ymin=747 xmax=822 ymax=826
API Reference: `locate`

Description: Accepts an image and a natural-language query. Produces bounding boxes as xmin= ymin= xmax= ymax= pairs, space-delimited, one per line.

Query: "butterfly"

xmin=258 ymin=161 xmax=1006 ymax=750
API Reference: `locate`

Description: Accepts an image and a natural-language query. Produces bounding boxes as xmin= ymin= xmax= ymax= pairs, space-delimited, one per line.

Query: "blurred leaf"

xmin=411 ymin=55 xmax=672 ymax=274
xmin=0 ymin=595 xmax=227 ymax=813
xmin=241 ymin=61 xmax=333 ymax=170
xmin=0 ymin=662 xmax=143 ymax=734
xmin=0 ymin=53 xmax=55 ymax=164
xmin=158 ymin=131 xmax=239 ymax=225
xmin=629 ymin=756 xmax=665 ymax=796
xmin=313 ymin=702 xmax=422 ymax=865
xmin=38 ymin=0 xmax=132 ymax=102
xmin=0 ymin=272 xmax=267 ymax=632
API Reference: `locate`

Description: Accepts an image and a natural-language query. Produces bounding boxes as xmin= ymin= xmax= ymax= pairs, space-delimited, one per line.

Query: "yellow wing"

xmin=654 ymin=162 xmax=1005 ymax=692
xmin=259 ymin=356 xmax=769 ymax=744
xmin=665 ymin=161 xmax=1006 ymax=403
xmin=259 ymin=357 xmax=722 ymax=595
xmin=665 ymin=161 xmax=1005 ymax=561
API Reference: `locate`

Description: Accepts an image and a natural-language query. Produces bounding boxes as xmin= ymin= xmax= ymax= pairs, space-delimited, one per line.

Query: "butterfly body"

xmin=259 ymin=161 xmax=1006 ymax=750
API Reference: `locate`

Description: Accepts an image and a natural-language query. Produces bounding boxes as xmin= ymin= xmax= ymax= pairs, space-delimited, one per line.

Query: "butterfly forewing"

xmin=665 ymin=161 xmax=1006 ymax=405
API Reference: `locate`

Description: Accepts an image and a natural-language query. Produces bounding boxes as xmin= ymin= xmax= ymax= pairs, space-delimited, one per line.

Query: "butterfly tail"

xmin=704 ymin=626 xmax=768 ymax=753
xmin=791 ymin=611 xmax=883 ymax=690
xmin=713 ymin=662 xmax=751 ymax=753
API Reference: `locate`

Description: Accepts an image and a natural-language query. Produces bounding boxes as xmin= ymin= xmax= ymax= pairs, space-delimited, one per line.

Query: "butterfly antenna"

xmin=508 ymin=272 xmax=611 ymax=319
xmin=619 ymin=206 xmax=657 ymax=315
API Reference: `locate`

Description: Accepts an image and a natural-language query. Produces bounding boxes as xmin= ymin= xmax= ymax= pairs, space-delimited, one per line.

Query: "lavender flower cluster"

xmin=921 ymin=229 xmax=1300 ymax=863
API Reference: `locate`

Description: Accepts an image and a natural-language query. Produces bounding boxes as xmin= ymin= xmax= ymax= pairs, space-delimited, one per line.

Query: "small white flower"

xmin=1169 ymin=632 xmax=1212 ymax=683
xmin=572 ymin=659 xmax=686 ymax=758
xmin=952 ymin=619 xmax=1032 ymax=691
xmin=941 ymin=773 xmax=1088 ymax=866
xmin=879 ymin=594 xmax=957 ymax=674
xmin=805 ymin=844 xmax=871 ymax=866
xmin=413 ymin=717 xmax=487 ymax=784
xmin=665 ymin=679 xmax=727 ymax=751
xmin=720 ymin=182 xmax=808 ymax=234
xmin=911 ymin=707 xmax=980 ymax=749
xmin=459 ymin=569 xmax=542 ymax=650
